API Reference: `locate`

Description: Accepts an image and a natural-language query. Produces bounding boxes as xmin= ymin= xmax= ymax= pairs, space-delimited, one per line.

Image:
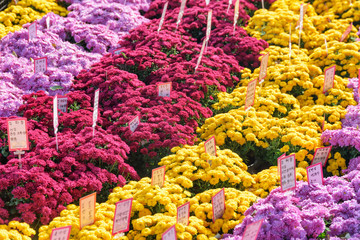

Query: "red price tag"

xmin=280 ymin=154 xmax=296 ymax=192
xmin=157 ymin=1 xmax=168 ymax=32
xmin=306 ymin=163 xmax=324 ymax=186
xmin=311 ymin=146 xmax=331 ymax=166
xmin=58 ymin=96 xmax=68 ymax=113
xmin=112 ymin=198 xmax=133 ymax=235
xmin=34 ymin=57 xmax=47 ymax=73
xmin=158 ymin=82 xmax=172 ymax=97
xmin=258 ymin=53 xmax=269 ymax=83
xmin=162 ymin=225 xmax=177 ymax=240
xmin=151 ymin=166 xmax=166 ymax=188
xmin=340 ymin=23 xmax=353 ymax=42
xmin=129 ymin=115 xmax=140 ymax=132
xmin=28 ymin=22 xmax=37 ymax=40
xmin=79 ymin=193 xmax=96 ymax=229
xmin=212 ymin=188 xmax=225 ymax=222
xmin=242 ymin=219 xmax=264 ymax=240
xmin=7 ymin=118 xmax=29 ymax=151
xmin=205 ymin=10 xmax=212 ymax=42
xmin=245 ymin=79 xmax=257 ymax=111
xmin=177 ymin=202 xmax=190 ymax=226
xmin=323 ymin=66 xmax=335 ymax=93
xmin=50 ymin=226 xmax=71 ymax=240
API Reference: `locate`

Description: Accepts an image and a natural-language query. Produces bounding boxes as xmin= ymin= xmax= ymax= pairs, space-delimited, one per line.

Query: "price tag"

xmin=311 ymin=146 xmax=331 ymax=166
xmin=280 ymin=154 xmax=296 ymax=192
xmin=7 ymin=118 xmax=29 ymax=151
xmin=298 ymin=3 xmax=304 ymax=31
xmin=212 ymin=188 xmax=225 ymax=222
xmin=28 ymin=22 xmax=37 ymax=40
xmin=245 ymin=79 xmax=257 ymax=111
xmin=242 ymin=219 xmax=264 ymax=240
xmin=162 ymin=225 xmax=176 ymax=240
xmin=53 ymin=96 xmax=58 ymax=134
xmin=176 ymin=0 xmax=187 ymax=29
xmin=58 ymin=97 xmax=68 ymax=113
xmin=177 ymin=202 xmax=190 ymax=226
xmin=340 ymin=23 xmax=353 ymax=42
xmin=50 ymin=226 xmax=71 ymax=240
xmin=92 ymin=90 xmax=99 ymax=134
xmin=258 ymin=53 xmax=269 ymax=84
xmin=158 ymin=82 xmax=172 ymax=97
xmin=306 ymin=163 xmax=324 ymax=186
xmin=129 ymin=115 xmax=140 ymax=132
xmin=277 ymin=153 xmax=286 ymax=175
xmin=46 ymin=17 xmax=50 ymax=29
xmin=79 ymin=193 xmax=96 ymax=229
xmin=157 ymin=1 xmax=169 ymax=32
xmin=151 ymin=166 xmax=166 ymax=188
xmin=34 ymin=57 xmax=47 ymax=73
xmin=195 ymin=39 xmax=206 ymax=72
xmin=204 ymin=136 xmax=216 ymax=166
xmin=205 ymin=10 xmax=212 ymax=43
xmin=205 ymin=0 xmax=210 ymax=5
xmin=113 ymin=48 xmax=125 ymax=55
xmin=112 ymin=198 xmax=133 ymax=235
xmin=233 ymin=0 xmax=239 ymax=32
xmin=323 ymin=65 xmax=336 ymax=93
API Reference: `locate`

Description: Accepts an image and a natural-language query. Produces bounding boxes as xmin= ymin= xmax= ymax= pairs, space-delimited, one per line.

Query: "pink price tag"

xmin=151 ymin=166 xmax=166 ymax=188
xmin=212 ymin=188 xmax=225 ymax=222
xmin=113 ymin=48 xmax=125 ymax=55
xmin=158 ymin=82 xmax=172 ymax=97
xmin=311 ymin=146 xmax=331 ymax=166
xmin=277 ymin=153 xmax=286 ymax=175
xmin=28 ymin=22 xmax=37 ymax=41
xmin=340 ymin=23 xmax=353 ymax=42
xmin=50 ymin=226 xmax=71 ymax=240
xmin=7 ymin=118 xmax=30 ymax=152
xmin=177 ymin=202 xmax=190 ymax=226
xmin=258 ymin=53 xmax=269 ymax=84
xmin=245 ymin=79 xmax=257 ymax=111
xmin=242 ymin=219 xmax=264 ymax=240
xmin=162 ymin=225 xmax=177 ymax=240
xmin=34 ymin=57 xmax=47 ymax=73
xmin=129 ymin=115 xmax=140 ymax=132
xmin=79 ymin=193 xmax=96 ymax=229
xmin=58 ymin=97 xmax=68 ymax=113
xmin=306 ymin=163 xmax=324 ymax=186
xmin=112 ymin=198 xmax=133 ymax=235
xmin=205 ymin=10 xmax=212 ymax=42
xmin=280 ymin=154 xmax=296 ymax=192
xmin=323 ymin=66 xmax=335 ymax=93
xmin=157 ymin=1 xmax=168 ymax=32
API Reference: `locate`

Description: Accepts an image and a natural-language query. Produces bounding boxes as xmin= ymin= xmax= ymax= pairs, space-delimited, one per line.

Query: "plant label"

xmin=7 ymin=118 xmax=29 ymax=151
xmin=258 ymin=53 xmax=269 ymax=83
xmin=311 ymin=146 xmax=331 ymax=166
xmin=340 ymin=23 xmax=353 ymax=42
xmin=151 ymin=166 xmax=166 ymax=188
xmin=177 ymin=202 xmax=190 ymax=226
xmin=162 ymin=225 xmax=176 ymax=240
xmin=53 ymin=96 xmax=58 ymax=134
xmin=242 ymin=219 xmax=264 ymax=240
xmin=158 ymin=82 xmax=171 ymax=97
xmin=129 ymin=115 xmax=140 ymax=132
xmin=58 ymin=97 xmax=68 ymax=113
xmin=323 ymin=66 xmax=336 ymax=93
xmin=50 ymin=226 xmax=71 ymax=240
xmin=280 ymin=154 xmax=296 ymax=191
xmin=306 ymin=163 xmax=324 ymax=186
xmin=28 ymin=22 xmax=37 ymax=40
xmin=34 ymin=57 xmax=47 ymax=73
xmin=245 ymin=79 xmax=257 ymax=111
xmin=212 ymin=188 xmax=225 ymax=222
xmin=79 ymin=193 xmax=96 ymax=229
xmin=112 ymin=198 xmax=133 ymax=235
xmin=46 ymin=17 xmax=50 ymax=29
xmin=205 ymin=136 xmax=216 ymax=165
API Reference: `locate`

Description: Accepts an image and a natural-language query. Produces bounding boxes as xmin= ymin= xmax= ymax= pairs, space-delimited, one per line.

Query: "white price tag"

xmin=205 ymin=0 xmax=210 ymax=5
xmin=245 ymin=79 xmax=257 ymax=111
xmin=34 ymin=57 xmax=47 ymax=73
xmin=258 ymin=53 xmax=269 ymax=84
xmin=58 ymin=97 xmax=68 ymax=113
xmin=280 ymin=154 xmax=296 ymax=191
xmin=212 ymin=188 xmax=225 ymax=222
xmin=242 ymin=219 xmax=264 ymax=240
xmin=129 ymin=115 xmax=140 ymax=132
xmin=53 ymin=96 xmax=58 ymax=134
xmin=323 ymin=66 xmax=336 ymax=93
xmin=28 ymin=22 xmax=37 ymax=41
xmin=158 ymin=2 xmax=169 ymax=32
xmin=112 ymin=198 xmax=133 ymax=235
xmin=50 ymin=226 xmax=71 ymax=240
xmin=162 ymin=225 xmax=176 ymax=240
xmin=306 ymin=163 xmax=324 ymax=186
xmin=92 ymin=90 xmax=99 ymax=128
xmin=79 ymin=193 xmax=96 ymax=229
xmin=158 ymin=82 xmax=171 ymax=97
xmin=205 ymin=10 xmax=212 ymax=43
xmin=7 ymin=118 xmax=29 ymax=151
xmin=46 ymin=17 xmax=51 ymax=29
xmin=151 ymin=166 xmax=166 ymax=188
xmin=311 ymin=146 xmax=331 ymax=166
xmin=177 ymin=202 xmax=190 ymax=226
